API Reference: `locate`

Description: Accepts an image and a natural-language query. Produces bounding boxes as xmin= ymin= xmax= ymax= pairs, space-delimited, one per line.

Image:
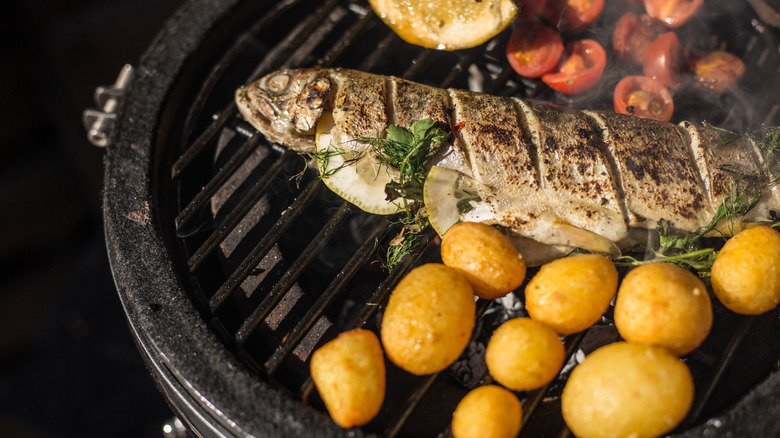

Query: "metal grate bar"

xmin=175 ymin=131 xmax=264 ymax=232
xmin=685 ymin=315 xmax=756 ymax=425
xmin=297 ymin=231 xmax=435 ymax=400
xmin=248 ymin=0 xmax=347 ymax=81
xmin=359 ymin=32 xmax=401 ymax=72
xmin=440 ymin=47 xmax=484 ymax=89
xmin=402 ymin=49 xmax=435 ymax=80
xmin=519 ymin=331 xmax=586 ymax=436
xmin=187 ymin=149 xmax=297 ymax=271
xmin=174 ymin=0 xmax=349 ymax=181
xmin=316 ymin=5 xmax=374 ymax=67
xmin=181 ymin=0 xmax=308 ymax=143
xmin=235 ymin=201 xmax=355 ymax=346
xmin=208 ymin=178 xmax=324 ymax=313
xmin=172 ymin=102 xmax=237 ymax=179
xmin=263 ymin=219 xmax=391 ymax=375
xmin=382 ymin=299 xmax=493 ymax=438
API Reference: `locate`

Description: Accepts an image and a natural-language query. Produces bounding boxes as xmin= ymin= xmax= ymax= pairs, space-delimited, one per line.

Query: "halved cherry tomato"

xmin=689 ymin=50 xmax=746 ymax=94
xmin=612 ymin=12 xmax=666 ymax=65
xmin=542 ymin=39 xmax=606 ymax=95
xmin=543 ymin=0 xmax=605 ymax=32
xmin=506 ymin=20 xmax=564 ymax=78
xmin=643 ymin=32 xmax=682 ymax=88
xmin=644 ymin=0 xmax=703 ymax=28
xmin=614 ymin=76 xmax=674 ymax=121
xmin=516 ymin=0 xmax=549 ymax=18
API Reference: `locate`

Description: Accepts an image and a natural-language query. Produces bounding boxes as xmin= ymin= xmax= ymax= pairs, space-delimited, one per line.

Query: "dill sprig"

xmin=618 ymin=125 xmax=780 ymax=274
xmin=359 ymin=119 xmax=448 ymax=271
xmin=311 ymin=143 xmax=364 ymax=178
xmin=360 ymin=119 xmax=448 ymax=209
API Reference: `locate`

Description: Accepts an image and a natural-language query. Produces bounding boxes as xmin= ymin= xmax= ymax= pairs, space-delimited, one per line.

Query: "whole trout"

xmin=235 ymin=68 xmax=779 ymax=252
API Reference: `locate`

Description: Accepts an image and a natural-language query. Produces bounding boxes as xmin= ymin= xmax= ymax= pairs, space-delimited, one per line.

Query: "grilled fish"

xmin=235 ymin=67 xmax=779 ymax=252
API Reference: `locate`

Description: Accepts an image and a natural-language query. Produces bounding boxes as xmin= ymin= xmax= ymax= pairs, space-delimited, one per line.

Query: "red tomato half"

xmin=614 ymin=76 xmax=674 ymax=121
xmin=643 ymin=32 xmax=682 ymax=88
xmin=612 ymin=12 xmax=666 ymax=65
xmin=542 ymin=39 xmax=606 ymax=95
xmin=689 ymin=50 xmax=746 ymax=94
xmin=506 ymin=20 xmax=564 ymax=78
xmin=644 ymin=0 xmax=703 ymax=28
xmin=543 ymin=0 xmax=605 ymax=32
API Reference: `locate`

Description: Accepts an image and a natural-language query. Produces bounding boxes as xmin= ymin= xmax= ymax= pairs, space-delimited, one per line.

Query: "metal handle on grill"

xmin=82 ymin=63 xmax=134 ymax=147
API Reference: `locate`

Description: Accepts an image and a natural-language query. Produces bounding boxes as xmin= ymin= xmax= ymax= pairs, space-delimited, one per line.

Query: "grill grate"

xmin=162 ymin=0 xmax=780 ymax=436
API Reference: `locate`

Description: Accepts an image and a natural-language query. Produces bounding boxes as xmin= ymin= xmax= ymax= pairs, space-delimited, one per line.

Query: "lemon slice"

xmin=315 ymin=112 xmax=402 ymax=215
xmin=368 ymin=0 xmax=517 ymax=51
xmin=424 ymin=165 xmax=572 ymax=266
xmin=423 ymin=166 xmax=477 ymax=235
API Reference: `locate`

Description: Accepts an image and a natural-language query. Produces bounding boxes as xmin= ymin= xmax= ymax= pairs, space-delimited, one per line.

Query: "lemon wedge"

xmin=368 ymin=0 xmax=517 ymax=51
xmin=315 ymin=112 xmax=402 ymax=215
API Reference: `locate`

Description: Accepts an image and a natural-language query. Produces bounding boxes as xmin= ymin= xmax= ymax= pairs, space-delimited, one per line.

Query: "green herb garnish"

xmin=360 ymin=119 xmax=448 ymax=271
xmin=617 ymin=125 xmax=780 ymax=274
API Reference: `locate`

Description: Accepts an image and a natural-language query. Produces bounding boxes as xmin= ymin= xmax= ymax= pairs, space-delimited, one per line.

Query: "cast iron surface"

xmin=103 ymin=0 xmax=780 ymax=436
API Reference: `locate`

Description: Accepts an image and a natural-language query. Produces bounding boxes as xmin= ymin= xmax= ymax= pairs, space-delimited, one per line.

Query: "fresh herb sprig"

xmin=360 ymin=119 xmax=448 ymax=271
xmin=618 ymin=126 xmax=780 ymax=274
xmin=360 ymin=119 xmax=448 ymax=207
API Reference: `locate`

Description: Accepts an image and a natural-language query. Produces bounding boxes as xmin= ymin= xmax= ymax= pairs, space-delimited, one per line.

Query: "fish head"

xmin=235 ymin=69 xmax=331 ymax=152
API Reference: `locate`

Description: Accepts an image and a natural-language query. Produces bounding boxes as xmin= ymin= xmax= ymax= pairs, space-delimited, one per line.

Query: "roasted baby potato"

xmin=380 ymin=263 xmax=476 ymax=375
xmin=451 ymin=385 xmax=523 ymax=438
xmin=441 ymin=222 xmax=527 ymax=299
xmin=525 ymin=254 xmax=618 ymax=334
xmin=485 ymin=317 xmax=565 ymax=391
xmin=310 ymin=328 xmax=385 ymax=428
xmin=711 ymin=225 xmax=780 ymax=314
xmin=614 ymin=262 xmax=712 ymax=356
xmin=562 ymin=342 xmax=694 ymax=438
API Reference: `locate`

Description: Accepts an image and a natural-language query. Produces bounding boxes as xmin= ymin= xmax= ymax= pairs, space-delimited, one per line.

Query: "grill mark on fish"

xmin=236 ymin=68 xmax=780 ymax=250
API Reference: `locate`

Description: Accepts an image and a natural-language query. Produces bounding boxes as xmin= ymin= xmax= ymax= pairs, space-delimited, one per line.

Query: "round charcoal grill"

xmin=101 ymin=0 xmax=780 ymax=436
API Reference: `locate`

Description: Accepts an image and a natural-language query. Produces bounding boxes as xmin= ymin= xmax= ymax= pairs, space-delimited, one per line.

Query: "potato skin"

xmin=562 ymin=342 xmax=694 ymax=438
xmin=711 ymin=225 xmax=780 ymax=314
xmin=310 ymin=328 xmax=385 ymax=428
xmin=441 ymin=222 xmax=527 ymax=299
xmin=485 ymin=317 xmax=565 ymax=391
xmin=451 ymin=385 xmax=523 ymax=438
xmin=614 ymin=263 xmax=712 ymax=356
xmin=381 ymin=263 xmax=476 ymax=375
xmin=525 ymin=254 xmax=618 ymax=334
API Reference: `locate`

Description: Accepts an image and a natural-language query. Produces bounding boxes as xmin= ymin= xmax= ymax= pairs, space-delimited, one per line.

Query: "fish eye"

xmin=266 ymin=73 xmax=290 ymax=95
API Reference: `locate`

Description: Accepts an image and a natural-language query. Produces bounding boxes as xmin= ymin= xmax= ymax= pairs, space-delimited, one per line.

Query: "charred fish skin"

xmin=236 ymin=68 xmax=779 ymax=249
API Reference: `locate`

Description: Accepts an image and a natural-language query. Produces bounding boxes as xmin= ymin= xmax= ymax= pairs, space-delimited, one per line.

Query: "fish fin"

xmin=503 ymin=233 xmax=573 ymax=267
xmin=552 ymin=222 xmax=621 ymax=257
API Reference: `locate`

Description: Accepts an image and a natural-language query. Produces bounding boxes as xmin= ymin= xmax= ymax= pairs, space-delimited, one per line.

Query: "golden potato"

xmin=381 ymin=263 xmax=476 ymax=375
xmin=310 ymin=328 xmax=385 ymax=428
xmin=451 ymin=385 xmax=523 ymax=438
xmin=614 ymin=263 xmax=712 ymax=356
xmin=485 ymin=317 xmax=565 ymax=391
xmin=562 ymin=342 xmax=694 ymax=438
xmin=525 ymin=254 xmax=618 ymax=334
xmin=441 ymin=222 xmax=527 ymax=299
xmin=711 ymin=225 xmax=780 ymax=314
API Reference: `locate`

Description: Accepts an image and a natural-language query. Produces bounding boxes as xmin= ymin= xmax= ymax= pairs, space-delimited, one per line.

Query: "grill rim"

xmin=103 ymin=0 xmax=358 ymax=436
xmin=102 ymin=0 xmax=780 ymax=436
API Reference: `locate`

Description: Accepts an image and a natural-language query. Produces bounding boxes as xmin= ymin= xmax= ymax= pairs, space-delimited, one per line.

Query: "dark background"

xmin=0 ymin=1 xmax=186 ymax=436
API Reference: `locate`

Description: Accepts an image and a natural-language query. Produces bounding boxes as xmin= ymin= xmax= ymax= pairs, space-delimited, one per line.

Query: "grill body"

xmin=104 ymin=0 xmax=780 ymax=436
